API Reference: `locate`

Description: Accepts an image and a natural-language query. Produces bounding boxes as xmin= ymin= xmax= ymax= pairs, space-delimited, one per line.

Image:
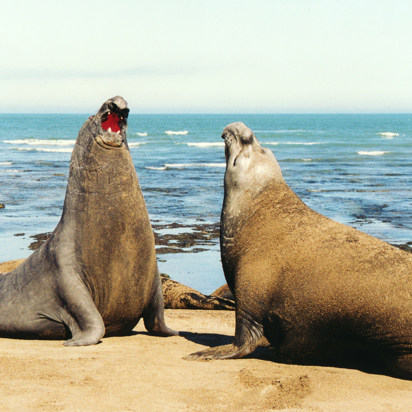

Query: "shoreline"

xmin=12 ymin=222 xmax=412 ymax=257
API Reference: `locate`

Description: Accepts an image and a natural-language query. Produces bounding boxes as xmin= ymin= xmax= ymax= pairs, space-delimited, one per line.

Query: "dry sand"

xmin=0 ymin=309 xmax=411 ymax=411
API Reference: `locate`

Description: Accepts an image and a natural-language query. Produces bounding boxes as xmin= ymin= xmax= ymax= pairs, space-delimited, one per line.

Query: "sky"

xmin=1 ymin=0 xmax=412 ymax=114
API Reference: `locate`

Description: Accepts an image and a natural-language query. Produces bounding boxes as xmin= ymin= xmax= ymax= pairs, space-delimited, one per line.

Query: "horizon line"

xmin=0 ymin=112 xmax=411 ymax=116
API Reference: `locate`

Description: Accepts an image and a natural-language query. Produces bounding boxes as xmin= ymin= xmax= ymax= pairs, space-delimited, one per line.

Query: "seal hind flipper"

xmin=184 ymin=312 xmax=265 ymax=360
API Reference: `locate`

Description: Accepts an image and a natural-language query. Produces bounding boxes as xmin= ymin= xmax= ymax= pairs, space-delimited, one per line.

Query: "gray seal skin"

xmin=0 ymin=96 xmax=176 ymax=346
xmin=186 ymin=122 xmax=412 ymax=380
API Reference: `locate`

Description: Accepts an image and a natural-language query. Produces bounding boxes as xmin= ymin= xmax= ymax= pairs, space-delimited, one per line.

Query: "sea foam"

xmin=165 ymin=163 xmax=226 ymax=169
xmin=266 ymin=141 xmax=322 ymax=146
xmin=14 ymin=147 xmax=73 ymax=153
xmin=255 ymin=130 xmax=306 ymax=133
xmin=128 ymin=142 xmax=146 ymax=147
xmin=358 ymin=151 xmax=389 ymax=156
xmin=146 ymin=166 xmax=167 ymax=171
xmin=0 ymin=162 xmax=13 ymax=165
xmin=4 ymin=139 xmax=76 ymax=146
xmin=378 ymin=132 xmax=399 ymax=139
xmin=165 ymin=131 xmax=189 ymax=135
xmin=147 ymin=163 xmax=226 ymax=170
xmin=187 ymin=142 xmax=225 ymax=148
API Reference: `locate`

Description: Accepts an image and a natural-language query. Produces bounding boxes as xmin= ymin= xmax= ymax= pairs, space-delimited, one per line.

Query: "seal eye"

xmin=101 ymin=112 xmax=121 ymax=134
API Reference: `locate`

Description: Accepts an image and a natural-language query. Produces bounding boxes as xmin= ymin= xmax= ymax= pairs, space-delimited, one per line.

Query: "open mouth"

xmin=101 ymin=112 xmax=122 ymax=134
xmin=101 ymin=103 xmax=129 ymax=134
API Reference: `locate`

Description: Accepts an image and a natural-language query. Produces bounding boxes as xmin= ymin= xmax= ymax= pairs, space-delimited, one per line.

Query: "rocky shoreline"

xmin=24 ymin=222 xmax=221 ymax=254
xmin=23 ymin=223 xmax=412 ymax=255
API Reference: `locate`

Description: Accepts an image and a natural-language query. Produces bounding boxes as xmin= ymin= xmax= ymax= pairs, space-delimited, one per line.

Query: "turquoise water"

xmin=1 ymin=114 xmax=412 ymax=293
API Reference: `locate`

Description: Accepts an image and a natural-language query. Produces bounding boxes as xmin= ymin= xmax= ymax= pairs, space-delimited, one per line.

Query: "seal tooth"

xmin=108 ymin=127 xmax=112 ymax=133
xmin=116 ymin=130 xmax=120 ymax=135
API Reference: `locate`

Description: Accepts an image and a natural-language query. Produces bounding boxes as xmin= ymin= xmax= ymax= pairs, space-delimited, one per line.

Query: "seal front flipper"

xmin=184 ymin=312 xmax=265 ymax=360
xmin=143 ymin=271 xmax=178 ymax=337
xmin=55 ymin=265 xmax=105 ymax=346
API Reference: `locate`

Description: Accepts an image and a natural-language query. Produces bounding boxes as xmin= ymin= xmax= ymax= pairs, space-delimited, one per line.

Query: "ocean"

xmin=1 ymin=113 xmax=411 ymax=294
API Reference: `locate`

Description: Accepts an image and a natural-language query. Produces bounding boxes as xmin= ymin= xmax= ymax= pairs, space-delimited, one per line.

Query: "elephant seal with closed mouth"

xmin=185 ymin=122 xmax=412 ymax=380
xmin=0 ymin=96 xmax=176 ymax=346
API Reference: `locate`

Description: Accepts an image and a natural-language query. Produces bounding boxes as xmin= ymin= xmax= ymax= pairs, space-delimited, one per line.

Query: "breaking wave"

xmin=187 ymin=142 xmax=225 ymax=148
xmin=4 ymin=139 xmax=75 ymax=146
xmin=13 ymin=147 xmax=73 ymax=153
xmin=128 ymin=142 xmax=146 ymax=147
xmin=378 ymin=132 xmax=399 ymax=139
xmin=146 ymin=163 xmax=226 ymax=170
xmin=266 ymin=141 xmax=323 ymax=146
xmin=165 ymin=131 xmax=189 ymax=135
xmin=358 ymin=151 xmax=389 ymax=156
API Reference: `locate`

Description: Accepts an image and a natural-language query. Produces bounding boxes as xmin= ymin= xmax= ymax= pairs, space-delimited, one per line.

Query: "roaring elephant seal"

xmin=0 ymin=96 xmax=176 ymax=346
xmin=185 ymin=122 xmax=412 ymax=380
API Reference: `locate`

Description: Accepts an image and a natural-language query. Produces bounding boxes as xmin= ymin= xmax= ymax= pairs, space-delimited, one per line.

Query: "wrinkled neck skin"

xmin=58 ymin=97 xmax=138 ymax=249
xmin=221 ymin=136 xmax=284 ymax=241
xmin=64 ymin=97 xmax=133 ymax=203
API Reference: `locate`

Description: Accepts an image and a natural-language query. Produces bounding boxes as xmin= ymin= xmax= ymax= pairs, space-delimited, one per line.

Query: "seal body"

xmin=161 ymin=274 xmax=235 ymax=310
xmin=186 ymin=122 xmax=412 ymax=380
xmin=0 ymin=97 xmax=176 ymax=346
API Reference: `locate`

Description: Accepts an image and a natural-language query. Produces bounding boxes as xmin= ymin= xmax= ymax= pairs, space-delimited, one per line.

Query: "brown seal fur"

xmin=161 ymin=274 xmax=235 ymax=310
xmin=185 ymin=121 xmax=412 ymax=380
xmin=211 ymin=284 xmax=234 ymax=301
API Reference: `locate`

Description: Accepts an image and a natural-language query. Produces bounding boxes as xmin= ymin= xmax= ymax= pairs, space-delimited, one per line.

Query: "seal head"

xmin=222 ymin=122 xmax=282 ymax=196
xmin=91 ymin=96 xmax=130 ymax=148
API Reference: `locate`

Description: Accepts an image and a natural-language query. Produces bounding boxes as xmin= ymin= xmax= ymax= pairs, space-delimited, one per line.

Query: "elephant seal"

xmin=0 ymin=96 xmax=176 ymax=346
xmin=211 ymin=284 xmax=234 ymax=301
xmin=161 ymin=274 xmax=235 ymax=310
xmin=185 ymin=122 xmax=412 ymax=380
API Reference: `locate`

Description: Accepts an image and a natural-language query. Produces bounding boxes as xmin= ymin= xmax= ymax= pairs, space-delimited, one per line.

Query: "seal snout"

xmin=222 ymin=123 xmax=254 ymax=144
xmin=222 ymin=122 xmax=256 ymax=163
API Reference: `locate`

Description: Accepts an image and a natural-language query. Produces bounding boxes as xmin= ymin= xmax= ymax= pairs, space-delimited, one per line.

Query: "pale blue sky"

xmin=1 ymin=0 xmax=411 ymax=113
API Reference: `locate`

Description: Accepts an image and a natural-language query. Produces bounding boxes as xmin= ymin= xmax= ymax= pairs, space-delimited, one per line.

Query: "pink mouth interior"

xmin=101 ymin=113 xmax=121 ymax=133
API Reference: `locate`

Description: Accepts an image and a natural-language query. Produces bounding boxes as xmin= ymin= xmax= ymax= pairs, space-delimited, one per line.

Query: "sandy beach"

xmin=2 ymin=222 xmax=412 ymax=411
xmin=0 ymin=308 xmax=411 ymax=411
